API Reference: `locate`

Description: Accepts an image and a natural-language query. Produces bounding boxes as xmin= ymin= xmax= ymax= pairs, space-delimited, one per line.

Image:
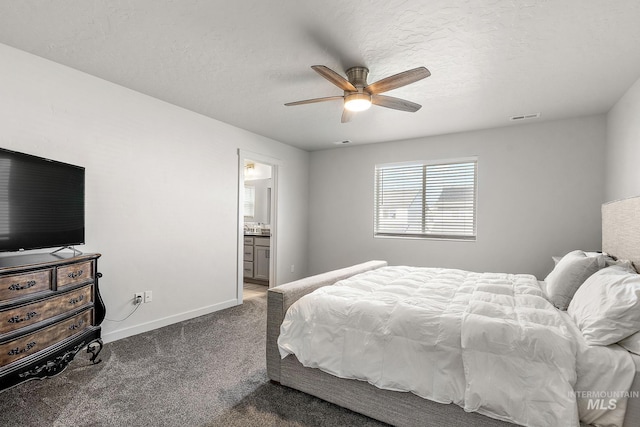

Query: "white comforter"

xmin=277 ymin=266 xmax=634 ymax=427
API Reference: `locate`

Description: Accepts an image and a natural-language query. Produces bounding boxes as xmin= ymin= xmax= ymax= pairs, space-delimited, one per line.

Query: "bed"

xmin=266 ymin=196 xmax=640 ymax=427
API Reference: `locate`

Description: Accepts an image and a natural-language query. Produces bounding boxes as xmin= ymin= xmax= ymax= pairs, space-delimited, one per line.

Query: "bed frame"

xmin=266 ymin=196 xmax=640 ymax=427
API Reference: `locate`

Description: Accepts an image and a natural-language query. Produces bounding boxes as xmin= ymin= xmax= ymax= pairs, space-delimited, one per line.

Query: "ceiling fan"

xmin=285 ymin=65 xmax=431 ymax=123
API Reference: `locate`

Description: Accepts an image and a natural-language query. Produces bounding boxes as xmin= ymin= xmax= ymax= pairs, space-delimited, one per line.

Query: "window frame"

xmin=374 ymin=157 xmax=478 ymax=241
xmin=244 ymin=185 xmax=255 ymax=218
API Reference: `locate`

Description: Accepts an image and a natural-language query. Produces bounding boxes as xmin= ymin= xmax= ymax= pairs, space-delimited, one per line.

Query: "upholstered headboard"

xmin=602 ymin=196 xmax=640 ymax=273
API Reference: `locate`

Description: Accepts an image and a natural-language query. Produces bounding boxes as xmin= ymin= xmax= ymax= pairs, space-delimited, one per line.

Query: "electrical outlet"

xmin=134 ymin=292 xmax=143 ymax=305
xmin=144 ymin=290 xmax=152 ymax=303
xmin=290 ymin=265 xmax=295 ymax=273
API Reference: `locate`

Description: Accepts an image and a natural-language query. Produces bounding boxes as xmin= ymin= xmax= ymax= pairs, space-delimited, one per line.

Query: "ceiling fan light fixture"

xmin=286 ymin=65 xmax=429 ymax=121
xmin=344 ymin=93 xmax=372 ymax=112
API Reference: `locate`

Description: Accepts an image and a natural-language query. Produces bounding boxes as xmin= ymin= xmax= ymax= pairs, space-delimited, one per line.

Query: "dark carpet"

xmin=0 ymin=294 xmax=387 ymax=427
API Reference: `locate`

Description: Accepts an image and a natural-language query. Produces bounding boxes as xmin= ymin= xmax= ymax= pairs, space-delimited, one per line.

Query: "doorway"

xmin=237 ymin=150 xmax=280 ymax=303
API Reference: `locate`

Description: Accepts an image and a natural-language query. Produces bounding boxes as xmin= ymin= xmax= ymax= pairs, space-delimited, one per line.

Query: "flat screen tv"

xmin=0 ymin=148 xmax=85 ymax=252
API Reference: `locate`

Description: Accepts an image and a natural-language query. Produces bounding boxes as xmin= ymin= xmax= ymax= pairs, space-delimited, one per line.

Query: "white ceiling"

xmin=1 ymin=1 xmax=640 ymax=151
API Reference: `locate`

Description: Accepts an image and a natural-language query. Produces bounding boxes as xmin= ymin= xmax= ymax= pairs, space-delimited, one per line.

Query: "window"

xmin=374 ymin=158 xmax=477 ymax=240
xmin=244 ymin=185 xmax=255 ymax=218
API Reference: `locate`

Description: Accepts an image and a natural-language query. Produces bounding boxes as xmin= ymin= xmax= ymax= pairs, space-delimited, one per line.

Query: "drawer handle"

xmin=68 ymin=269 xmax=84 ymax=279
xmin=69 ymin=295 xmax=85 ymax=305
xmin=8 ymin=311 xmax=38 ymax=324
xmin=69 ymin=319 xmax=85 ymax=331
xmin=8 ymin=280 xmax=37 ymax=291
xmin=8 ymin=341 xmax=37 ymax=356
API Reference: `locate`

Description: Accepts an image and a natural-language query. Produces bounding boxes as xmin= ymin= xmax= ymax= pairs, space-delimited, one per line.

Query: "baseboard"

xmin=102 ymin=298 xmax=239 ymax=343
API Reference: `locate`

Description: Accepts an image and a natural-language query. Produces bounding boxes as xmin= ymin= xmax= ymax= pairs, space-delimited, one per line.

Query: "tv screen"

xmin=0 ymin=148 xmax=85 ymax=252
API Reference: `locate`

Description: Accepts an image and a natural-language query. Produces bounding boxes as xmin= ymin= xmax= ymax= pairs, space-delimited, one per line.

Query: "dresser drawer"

xmin=57 ymin=261 xmax=93 ymax=288
xmin=0 ymin=285 xmax=93 ymax=336
xmin=243 ymin=245 xmax=254 ymax=261
xmin=0 ymin=270 xmax=52 ymax=303
xmin=243 ymin=261 xmax=254 ymax=277
xmin=244 ymin=237 xmax=254 ymax=245
xmin=0 ymin=309 xmax=93 ymax=367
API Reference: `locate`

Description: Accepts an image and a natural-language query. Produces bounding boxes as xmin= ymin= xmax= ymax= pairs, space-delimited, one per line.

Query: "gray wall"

xmin=308 ymin=116 xmax=607 ymax=279
xmin=0 ymin=43 xmax=309 ymax=342
xmin=606 ymin=75 xmax=640 ymax=201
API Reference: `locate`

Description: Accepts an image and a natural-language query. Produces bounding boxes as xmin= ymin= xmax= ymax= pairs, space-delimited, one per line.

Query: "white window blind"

xmin=244 ymin=186 xmax=255 ymax=218
xmin=374 ymin=159 xmax=477 ymax=240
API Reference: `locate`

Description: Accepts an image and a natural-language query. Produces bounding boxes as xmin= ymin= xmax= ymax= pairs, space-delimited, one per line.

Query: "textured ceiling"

xmin=1 ymin=1 xmax=640 ymax=151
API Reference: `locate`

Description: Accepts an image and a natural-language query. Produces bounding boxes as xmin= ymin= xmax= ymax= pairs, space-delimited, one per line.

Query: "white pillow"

xmin=567 ymin=265 xmax=640 ymax=346
xmin=544 ymin=250 xmax=607 ymax=310
xmin=619 ymin=332 xmax=640 ymax=355
xmin=585 ymin=252 xmax=635 ymax=270
xmin=606 ymin=257 xmax=636 ymax=270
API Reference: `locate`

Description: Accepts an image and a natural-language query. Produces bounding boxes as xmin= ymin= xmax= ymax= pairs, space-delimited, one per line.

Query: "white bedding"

xmin=278 ymin=266 xmax=635 ymax=427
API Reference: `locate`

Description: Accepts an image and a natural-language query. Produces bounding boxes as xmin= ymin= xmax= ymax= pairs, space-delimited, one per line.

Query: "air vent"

xmin=333 ymin=140 xmax=352 ymax=145
xmin=510 ymin=113 xmax=540 ymax=121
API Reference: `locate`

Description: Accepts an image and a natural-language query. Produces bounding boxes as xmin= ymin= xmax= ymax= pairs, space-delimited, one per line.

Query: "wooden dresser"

xmin=0 ymin=253 xmax=104 ymax=391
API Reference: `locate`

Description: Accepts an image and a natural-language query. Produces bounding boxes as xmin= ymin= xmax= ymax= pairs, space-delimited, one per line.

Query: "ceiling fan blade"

xmin=364 ymin=67 xmax=431 ymax=94
xmin=285 ymin=96 xmax=344 ymax=106
xmin=312 ymin=65 xmax=357 ymax=92
xmin=371 ymin=94 xmax=422 ymax=112
xmin=341 ymin=108 xmax=354 ymax=123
